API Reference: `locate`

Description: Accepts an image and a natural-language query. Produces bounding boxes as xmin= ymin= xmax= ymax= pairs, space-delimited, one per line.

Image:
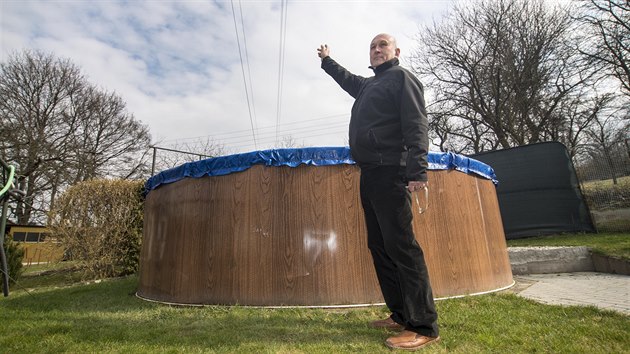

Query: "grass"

xmin=580 ymin=175 xmax=630 ymax=212
xmin=1 ymin=274 xmax=628 ymax=353
xmin=15 ymin=261 xmax=83 ymax=289
xmin=507 ymin=232 xmax=630 ymax=261
xmin=581 ymin=175 xmax=630 ymax=190
xmin=1 ymin=233 xmax=629 ymax=353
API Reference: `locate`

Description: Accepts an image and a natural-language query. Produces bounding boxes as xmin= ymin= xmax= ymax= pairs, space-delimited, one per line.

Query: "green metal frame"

xmin=0 ymin=158 xmax=18 ymax=296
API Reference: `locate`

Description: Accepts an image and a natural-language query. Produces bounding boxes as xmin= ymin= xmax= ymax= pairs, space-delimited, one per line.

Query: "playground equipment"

xmin=0 ymin=158 xmax=25 ymax=297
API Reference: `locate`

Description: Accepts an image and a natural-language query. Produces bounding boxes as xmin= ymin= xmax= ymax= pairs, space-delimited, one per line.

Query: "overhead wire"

xmin=167 ymin=122 xmax=349 ymax=151
xmin=226 ymin=121 xmax=348 ymax=145
xmin=230 ymin=0 xmax=258 ymax=149
xmin=181 ymin=0 xmax=348 ymax=153
xmin=275 ymin=0 xmax=288 ymax=145
xmin=229 ymin=127 xmax=350 ymax=151
xmin=160 ymin=113 xmax=349 ymax=145
xmin=230 ymin=127 xmax=348 ymax=151
xmin=161 ymin=117 xmax=350 ymax=152
xmin=238 ymin=0 xmax=258 ymax=133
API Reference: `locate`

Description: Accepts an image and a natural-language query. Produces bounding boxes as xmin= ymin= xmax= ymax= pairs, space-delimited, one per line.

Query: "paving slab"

xmin=514 ymin=272 xmax=630 ymax=315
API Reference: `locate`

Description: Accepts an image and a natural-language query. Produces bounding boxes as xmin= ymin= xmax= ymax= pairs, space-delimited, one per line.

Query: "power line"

xmin=165 ymin=120 xmax=349 ymax=148
xmin=238 ymin=0 xmax=258 ymax=133
xmin=158 ymin=123 xmax=349 ymax=154
xmin=275 ymin=0 xmax=288 ymax=144
xmin=228 ymin=127 xmax=350 ymax=151
xmin=219 ymin=121 xmax=349 ymax=144
xmin=159 ymin=117 xmax=350 ymax=152
xmin=230 ymin=0 xmax=257 ymax=149
xmin=161 ymin=113 xmax=349 ymax=144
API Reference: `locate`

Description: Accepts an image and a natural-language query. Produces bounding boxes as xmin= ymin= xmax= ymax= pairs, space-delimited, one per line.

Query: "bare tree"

xmin=276 ymin=135 xmax=303 ymax=149
xmin=0 ymin=50 xmax=151 ymax=223
xmin=69 ymin=87 xmax=151 ymax=183
xmin=582 ymin=100 xmax=630 ymax=184
xmin=547 ymin=91 xmax=617 ymax=157
xmin=409 ymin=0 xmax=597 ymax=154
xmin=575 ymin=0 xmax=630 ymax=99
xmin=1 ymin=51 xmax=84 ymax=223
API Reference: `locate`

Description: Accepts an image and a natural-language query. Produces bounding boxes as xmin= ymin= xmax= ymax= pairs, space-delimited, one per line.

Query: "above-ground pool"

xmin=137 ymin=147 xmax=513 ymax=306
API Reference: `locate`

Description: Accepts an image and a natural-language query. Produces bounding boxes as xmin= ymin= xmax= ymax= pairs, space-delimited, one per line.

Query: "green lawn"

xmin=1 ymin=233 xmax=629 ymax=353
xmin=580 ymin=175 xmax=630 ymax=213
xmin=581 ymin=175 xmax=630 ymax=190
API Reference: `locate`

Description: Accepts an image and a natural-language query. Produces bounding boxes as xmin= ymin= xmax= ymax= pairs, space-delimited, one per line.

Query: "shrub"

xmin=2 ymin=235 xmax=24 ymax=285
xmin=48 ymin=179 xmax=145 ymax=280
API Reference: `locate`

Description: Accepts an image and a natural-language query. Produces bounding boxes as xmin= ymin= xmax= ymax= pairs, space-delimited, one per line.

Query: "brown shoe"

xmin=369 ymin=316 xmax=404 ymax=330
xmin=385 ymin=330 xmax=440 ymax=351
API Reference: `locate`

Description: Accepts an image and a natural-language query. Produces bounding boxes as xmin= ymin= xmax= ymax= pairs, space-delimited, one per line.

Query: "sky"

xmin=1 ymin=0 xmax=455 ymax=155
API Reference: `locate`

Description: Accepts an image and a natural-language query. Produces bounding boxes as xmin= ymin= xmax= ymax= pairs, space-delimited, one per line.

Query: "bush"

xmin=2 ymin=235 xmax=24 ymax=285
xmin=48 ymin=179 xmax=145 ymax=280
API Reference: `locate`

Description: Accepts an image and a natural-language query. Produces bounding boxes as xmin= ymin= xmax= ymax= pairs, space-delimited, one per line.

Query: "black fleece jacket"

xmin=321 ymin=56 xmax=429 ymax=181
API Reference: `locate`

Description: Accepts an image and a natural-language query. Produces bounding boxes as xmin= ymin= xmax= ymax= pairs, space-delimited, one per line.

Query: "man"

xmin=317 ymin=34 xmax=440 ymax=350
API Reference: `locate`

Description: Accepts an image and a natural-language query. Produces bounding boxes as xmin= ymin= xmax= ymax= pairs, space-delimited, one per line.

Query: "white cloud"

xmin=1 ymin=0 xmax=454 ymax=154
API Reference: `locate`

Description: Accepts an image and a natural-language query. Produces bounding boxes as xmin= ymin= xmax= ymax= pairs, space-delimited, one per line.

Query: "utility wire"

xmin=198 ymin=121 xmax=350 ymax=150
xmin=231 ymin=0 xmax=258 ymax=149
xmin=162 ymin=121 xmax=349 ymax=150
xmin=275 ymin=0 xmax=288 ymax=144
xmin=219 ymin=121 xmax=349 ymax=144
xmin=162 ymin=113 xmax=349 ymax=144
xmin=238 ymin=0 xmax=258 ymax=133
xmin=229 ymin=128 xmax=350 ymax=151
xmin=159 ymin=118 xmax=350 ymax=153
xmin=161 ymin=113 xmax=349 ymax=144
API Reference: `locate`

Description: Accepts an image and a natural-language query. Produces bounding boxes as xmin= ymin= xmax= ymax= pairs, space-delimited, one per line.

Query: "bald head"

xmin=369 ymin=33 xmax=400 ymax=68
xmin=372 ymin=33 xmax=397 ymax=48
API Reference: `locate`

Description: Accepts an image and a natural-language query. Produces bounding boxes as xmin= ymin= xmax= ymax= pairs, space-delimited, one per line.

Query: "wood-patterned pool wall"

xmin=138 ymin=164 xmax=513 ymax=306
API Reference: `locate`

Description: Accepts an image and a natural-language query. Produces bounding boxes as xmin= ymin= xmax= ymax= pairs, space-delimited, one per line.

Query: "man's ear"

xmin=395 ymin=48 xmax=401 ymax=57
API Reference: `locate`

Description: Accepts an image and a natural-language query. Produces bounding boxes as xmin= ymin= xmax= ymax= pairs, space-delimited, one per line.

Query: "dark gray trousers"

xmin=360 ymin=165 xmax=439 ymax=337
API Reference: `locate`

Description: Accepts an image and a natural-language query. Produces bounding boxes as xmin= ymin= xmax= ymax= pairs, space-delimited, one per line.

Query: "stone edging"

xmin=508 ymin=246 xmax=630 ymax=276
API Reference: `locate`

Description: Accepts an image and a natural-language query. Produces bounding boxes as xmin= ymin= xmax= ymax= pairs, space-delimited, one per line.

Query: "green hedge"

xmin=2 ymin=235 xmax=24 ymax=284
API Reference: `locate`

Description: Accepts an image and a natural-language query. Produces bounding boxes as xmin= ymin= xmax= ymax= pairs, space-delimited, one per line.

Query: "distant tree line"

xmin=409 ymin=0 xmax=629 ymax=176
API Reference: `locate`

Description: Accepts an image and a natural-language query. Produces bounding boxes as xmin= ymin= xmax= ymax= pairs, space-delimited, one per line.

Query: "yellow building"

xmin=8 ymin=225 xmax=65 ymax=265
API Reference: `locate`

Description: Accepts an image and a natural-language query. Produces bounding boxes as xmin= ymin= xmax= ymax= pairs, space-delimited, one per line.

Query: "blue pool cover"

xmin=145 ymin=147 xmax=498 ymax=193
